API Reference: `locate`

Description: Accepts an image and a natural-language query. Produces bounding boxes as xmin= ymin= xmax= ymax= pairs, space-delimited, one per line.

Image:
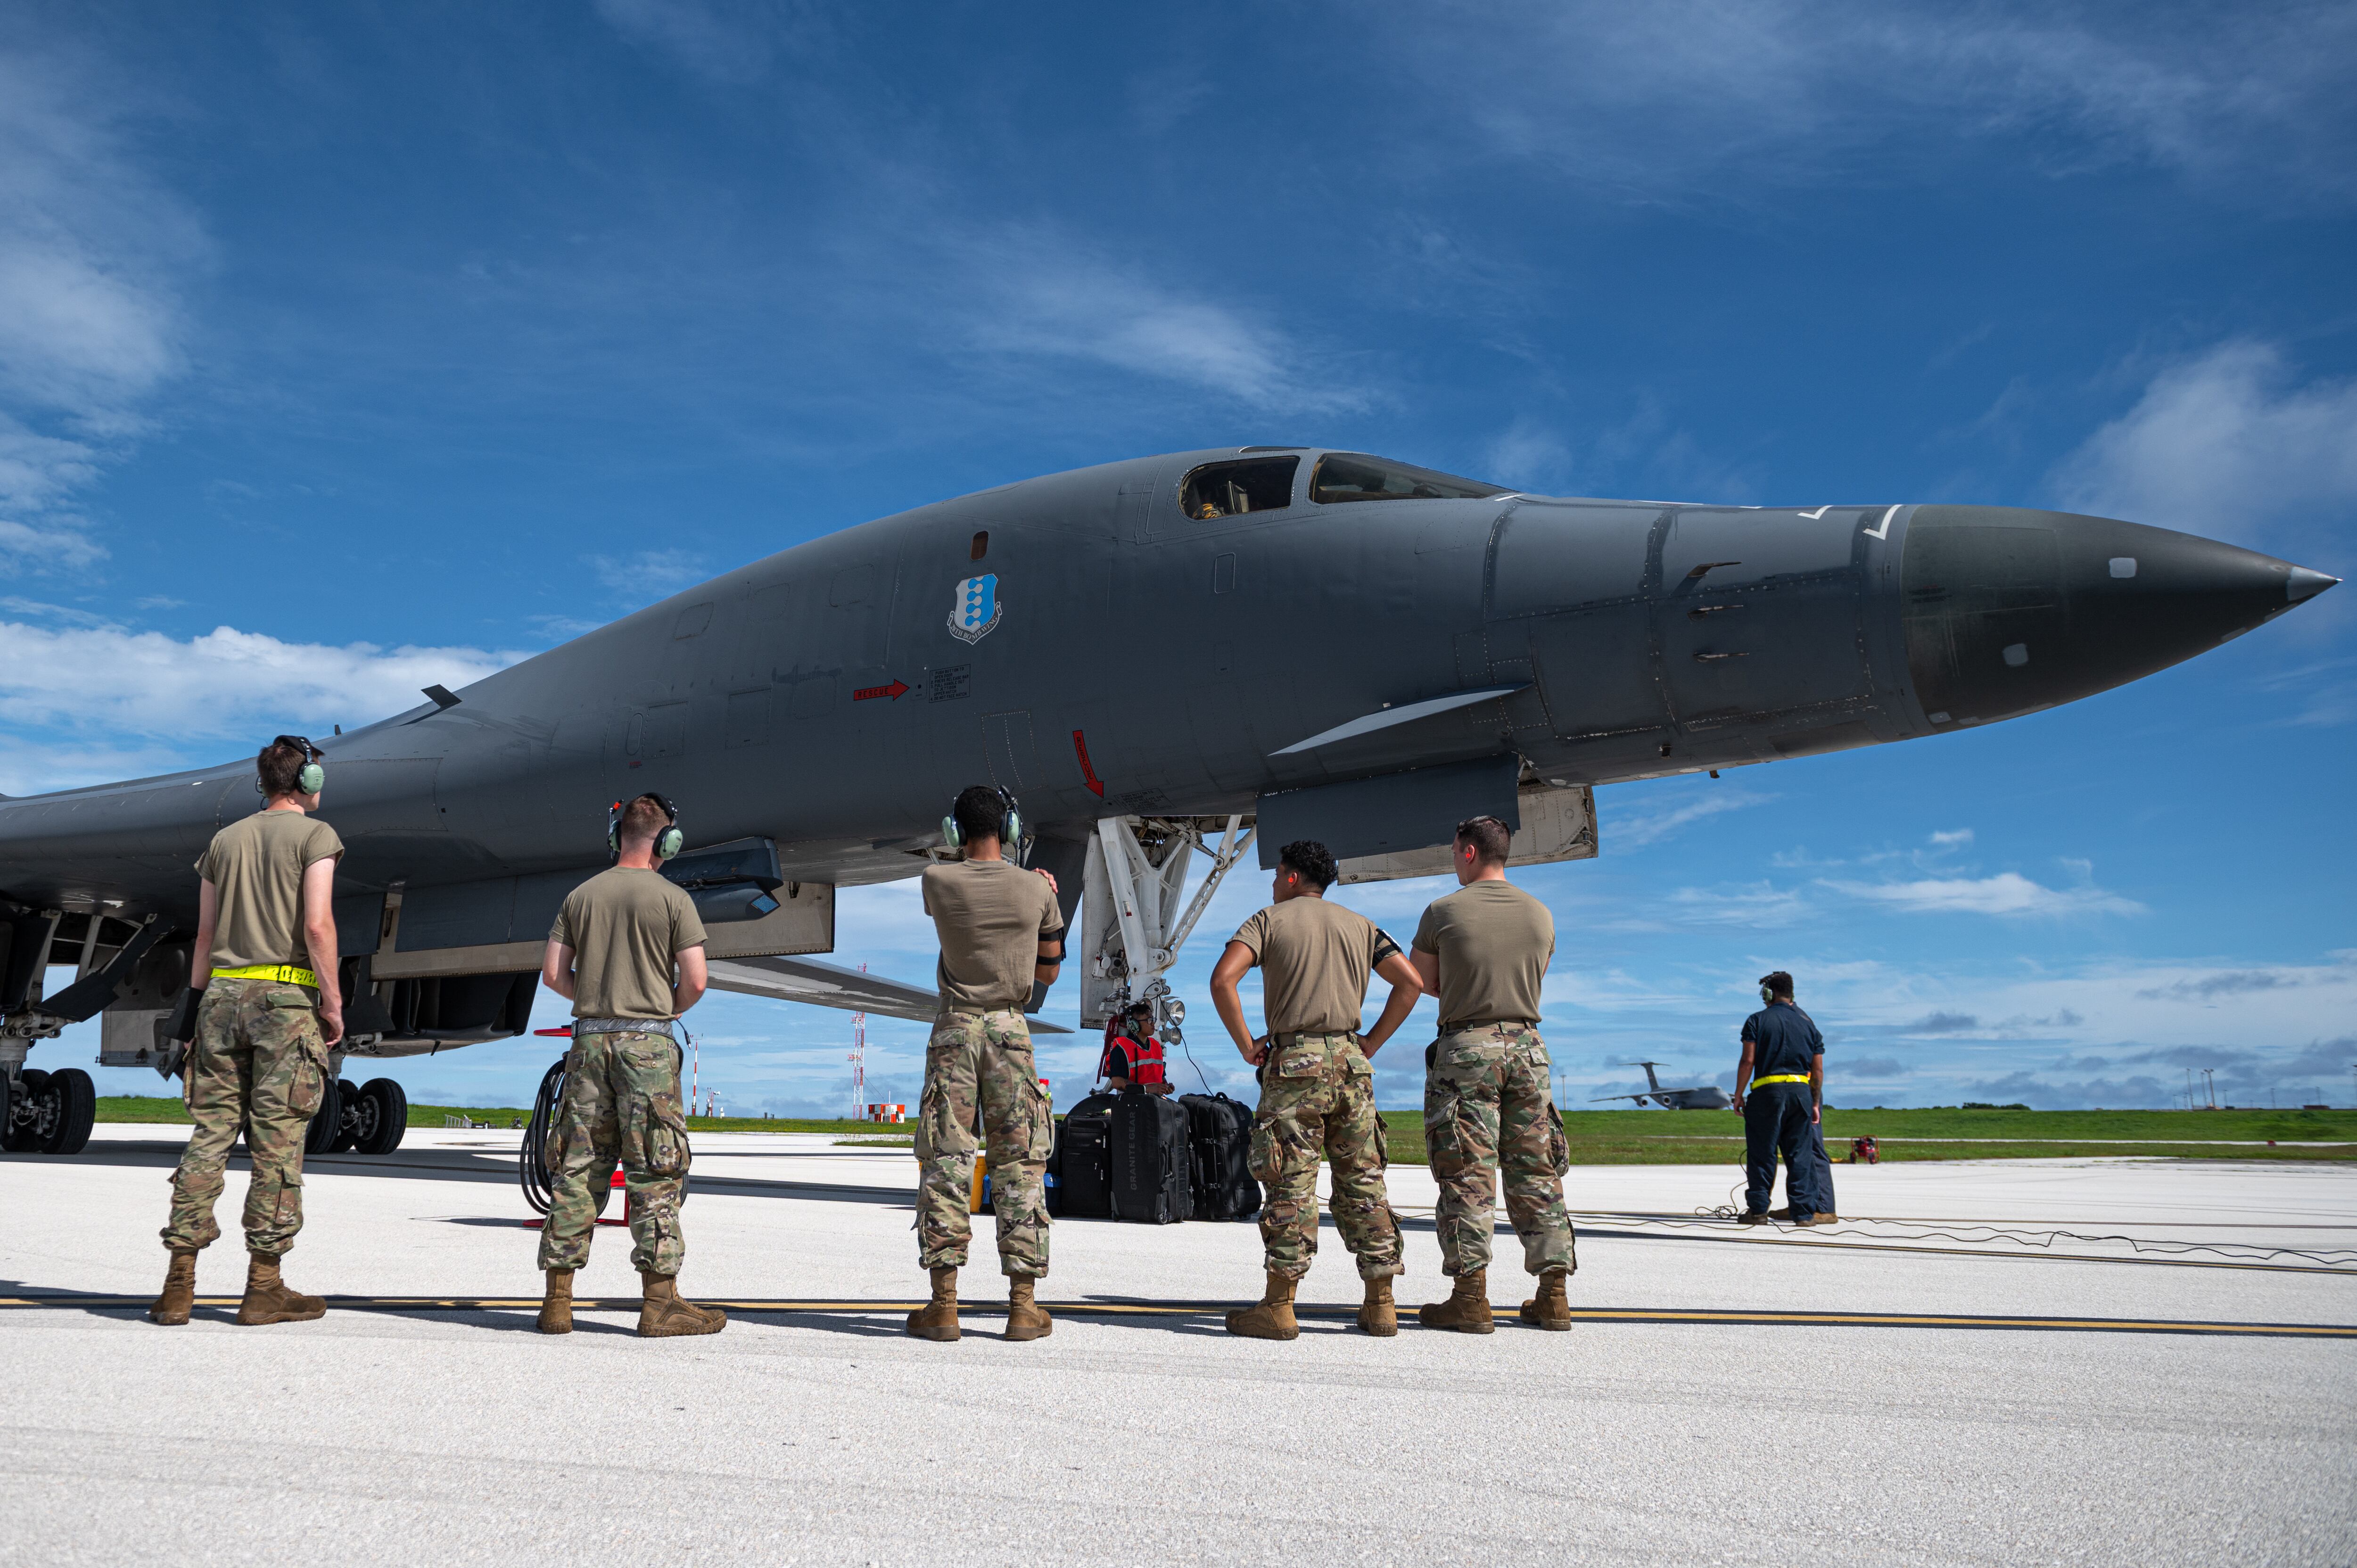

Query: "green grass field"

xmin=90 ymin=1096 xmax=2354 ymax=1163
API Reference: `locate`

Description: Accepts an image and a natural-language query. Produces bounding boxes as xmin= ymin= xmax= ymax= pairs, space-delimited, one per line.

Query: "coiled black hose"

xmin=519 ymin=1056 xmax=568 ymax=1216
xmin=520 ymin=1049 xmax=689 ymax=1222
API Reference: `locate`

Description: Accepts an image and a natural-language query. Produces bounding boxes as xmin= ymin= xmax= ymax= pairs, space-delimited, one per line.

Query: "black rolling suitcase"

xmin=1050 ymin=1091 xmax=1119 ymax=1218
xmin=1179 ymin=1092 xmax=1261 ymax=1221
xmin=1109 ymin=1086 xmax=1193 ymax=1224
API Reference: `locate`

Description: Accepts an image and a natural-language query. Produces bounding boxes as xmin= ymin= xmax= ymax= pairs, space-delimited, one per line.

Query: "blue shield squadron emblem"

xmin=948 ymin=573 xmax=1003 ymax=644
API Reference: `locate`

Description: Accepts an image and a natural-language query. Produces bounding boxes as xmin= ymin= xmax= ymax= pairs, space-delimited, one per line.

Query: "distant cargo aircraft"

xmin=0 ymin=447 xmax=2336 ymax=1155
xmin=1590 ymin=1061 xmax=1734 ymax=1110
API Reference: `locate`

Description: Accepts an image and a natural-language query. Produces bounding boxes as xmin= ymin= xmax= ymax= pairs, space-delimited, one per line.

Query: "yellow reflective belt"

xmin=1751 ymin=1073 xmax=1811 ymax=1087
xmin=211 ymin=963 xmax=320 ymax=988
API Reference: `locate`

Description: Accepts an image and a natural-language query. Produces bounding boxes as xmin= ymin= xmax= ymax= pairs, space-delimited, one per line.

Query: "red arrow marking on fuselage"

xmin=1072 ymin=729 xmax=1104 ymax=796
xmin=853 ymin=679 xmax=910 ymax=701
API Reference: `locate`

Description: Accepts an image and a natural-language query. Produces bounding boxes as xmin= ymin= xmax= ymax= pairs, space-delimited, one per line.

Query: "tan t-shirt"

xmin=1412 ymin=879 xmax=1555 ymax=1030
xmin=549 ymin=867 xmax=708 ymax=1021
xmin=195 ymin=809 xmax=346 ymax=974
xmin=1230 ymin=897 xmax=1401 ymax=1037
xmin=921 ymin=859 xmax=1063 ymax=1013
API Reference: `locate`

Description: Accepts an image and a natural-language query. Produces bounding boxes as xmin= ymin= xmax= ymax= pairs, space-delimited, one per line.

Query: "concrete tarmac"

xmin=3 ymin=1126 xmax=2352 ymax=1566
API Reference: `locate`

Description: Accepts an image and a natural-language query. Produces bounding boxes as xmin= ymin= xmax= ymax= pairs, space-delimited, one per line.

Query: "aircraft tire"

xmin=3 ymin=1068 xmax=52 ymax=1152
xmin=302 ymin=1076 xmax=342 ymax=1158
xmin=356 ymin=1078 xmax=407 ymax=1155
xmin=329 ymin=1077 xmax=363 ymax=1152
xmin=44 ymin=1068 xmax=95 ymax=1156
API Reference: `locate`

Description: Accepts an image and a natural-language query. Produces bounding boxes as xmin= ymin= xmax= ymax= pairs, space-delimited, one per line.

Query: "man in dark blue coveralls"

xmin=1731 ymin=971 xmax=1837 ymax=1227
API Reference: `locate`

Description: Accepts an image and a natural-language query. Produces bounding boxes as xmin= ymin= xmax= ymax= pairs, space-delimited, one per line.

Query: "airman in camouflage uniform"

xmin=1425 ymin=1022 xmax=1574 ymax=1281
xmin=914 ymin=1008 xmax=1054 ymax=1277
xmin=534 ymin=792 xmax=725 ymax=1339
xmin=1248 ymin=1030 xmax=1403 ymax=1284
xmin=536 ymin=1028 xmax=693 ymax=1278
xmin=1410 ymin=815 xmax=1576 ymax=1333
xmin=907 ymin=785 xmax=1065 ymax=1344
xmin=1210 ymin=839 xmax=1424 ymax=1340
xmin=159 ymin=979 xmax=332 ymax=1278
xmin=150 ymin=735 xmax=345 ymax=1329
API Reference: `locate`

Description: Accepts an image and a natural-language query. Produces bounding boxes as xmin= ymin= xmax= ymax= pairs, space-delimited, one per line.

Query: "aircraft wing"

xmin=1587 ymin=1092 xmax=1653 ymax=1104
xmin=704 ymin=954 xmax=1074 ymax=1033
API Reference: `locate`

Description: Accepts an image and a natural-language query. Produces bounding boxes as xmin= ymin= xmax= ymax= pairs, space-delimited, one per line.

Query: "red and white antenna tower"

xmin=848 ymin=962 xmax=867 ymax=1118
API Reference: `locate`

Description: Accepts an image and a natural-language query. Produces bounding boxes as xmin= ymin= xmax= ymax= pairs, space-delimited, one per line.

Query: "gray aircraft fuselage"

xmin=0 ymin=447 xmax=2337 ymax=1054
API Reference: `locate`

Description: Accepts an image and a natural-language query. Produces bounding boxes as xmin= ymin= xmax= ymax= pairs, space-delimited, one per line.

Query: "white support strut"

xmin=1078 ymin=814 xmax=1255 ymax=1029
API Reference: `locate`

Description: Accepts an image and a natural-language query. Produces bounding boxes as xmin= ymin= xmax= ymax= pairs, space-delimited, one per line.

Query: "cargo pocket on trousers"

xmin=1247 ymin=1116 xmax=1281 ymax=1186
xmin=1425 ymin=1086 xmax=1467 ymax=1176
xmin=916 ymin=1080 xmax=972 ymax=1163
xmin=1024 ymin=1073 xmax=1054 ymax=1162
xmin=287 ymin=1040 xmax=327 ymax=1118
xmin=641 ymin=1093 xmax=691 ymax=1179
xmin=1546 ymin=1104 xmax=1571 ymax=1178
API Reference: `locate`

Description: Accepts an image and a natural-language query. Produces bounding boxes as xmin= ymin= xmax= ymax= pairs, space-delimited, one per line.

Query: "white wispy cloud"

xmin=2050 ymin=340 xmax=2357 ymax=554
xmin=1661 ymin=880 xmax=1808 ymax=927
xmin=1608 ymin=785 xmax=1777 ymax=849
xmin=1376 ymin=1 xmax=2357 ymax=205
xmin=0 ymin=620 xmax=527 ymax=782
xmin=964 ymin=232 xmax=1371 ymax=416
xmin=1928 ymin=828 xmax=1974 ymax=846
xmin=0 ymin=47 xmax=202 ymax=571
xmin=590 ymin=549 xmax=709 ymax=597
xmin=1819 ymin=870 xmax=2142 ymax=918
xmin=591 ymin=0 xmax=809 ymax=85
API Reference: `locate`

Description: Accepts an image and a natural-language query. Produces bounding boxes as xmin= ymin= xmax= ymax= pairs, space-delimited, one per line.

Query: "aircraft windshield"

xmin=1179 ymin=456 xmax=1298 ymax=520
xmin=1309 ymin=452 xmax=1507 ymax=505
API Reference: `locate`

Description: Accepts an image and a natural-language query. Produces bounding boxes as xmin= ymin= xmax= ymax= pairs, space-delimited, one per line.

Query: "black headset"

xmin=942 ymin=786 xmax=1023 ymax=852
xmin=257 ymin=735 xmax=325 ymax=797
xmin=610 ymin=793 xmax=686 ymax=861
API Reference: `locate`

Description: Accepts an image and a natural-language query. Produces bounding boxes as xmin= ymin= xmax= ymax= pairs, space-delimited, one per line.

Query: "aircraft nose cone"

xmin=1901 ymin=505 xmax=2334 ymax=729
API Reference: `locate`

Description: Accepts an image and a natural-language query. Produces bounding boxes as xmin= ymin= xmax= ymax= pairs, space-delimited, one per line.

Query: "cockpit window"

xmin=1179 ymin=456 xmax=1299 ymax=520
xmin=1308 ymin=452 xmax=1506 ymax=504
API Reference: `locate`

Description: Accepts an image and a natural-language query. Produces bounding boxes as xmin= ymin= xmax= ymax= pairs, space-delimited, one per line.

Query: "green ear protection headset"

xmin=258 ymin=735 xmax=325 ymax=797
xmin=942 ymin=786 xmax=1023 ymax=852
xmin=610 ymin=793 xmax=686 ymax=861
xmin=1760 ymin=984 xmax=1776 ymax=1004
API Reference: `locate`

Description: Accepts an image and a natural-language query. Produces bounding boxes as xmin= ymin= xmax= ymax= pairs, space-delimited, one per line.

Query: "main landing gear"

xmin=306 ymin=1075 xmax=409 ymax=1157
xmin=1 ymin=1067 xmax=96 ymax=1155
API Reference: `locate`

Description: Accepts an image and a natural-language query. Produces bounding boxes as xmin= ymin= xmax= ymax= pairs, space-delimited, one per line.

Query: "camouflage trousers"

xmin=915 ymin=1009 xmax=1053 ymax=1277
xmin=1250 ymin=1033 xmax=1403 ymax=1282
xmin=160 ymin=977 xmax=329 ymax=1256
xmin=536 ymin=1030 xmax=692 ymax=1277
xmin=1425 ymin=1024 xmax=1575 ymax=1277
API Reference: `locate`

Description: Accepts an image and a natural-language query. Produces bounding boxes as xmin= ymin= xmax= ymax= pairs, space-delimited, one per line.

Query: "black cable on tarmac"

xmin=519 ymin=1057 xmax=566 ymax=1217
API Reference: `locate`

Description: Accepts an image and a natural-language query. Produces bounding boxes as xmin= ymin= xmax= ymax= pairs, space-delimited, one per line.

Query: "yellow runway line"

xmin=4 ymin=1295 xmax=2352 ymax=1337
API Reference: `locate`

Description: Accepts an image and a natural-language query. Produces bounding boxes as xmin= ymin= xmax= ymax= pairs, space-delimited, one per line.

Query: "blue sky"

xmin=5 ymin=1 xmax=2352 ymax=1114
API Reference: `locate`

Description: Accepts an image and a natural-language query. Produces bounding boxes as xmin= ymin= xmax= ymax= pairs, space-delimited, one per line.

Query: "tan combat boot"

xmin=538 ymin=1268 xmax=575 ymax=1335
xmin=1005 ymin=1275 xmax=1052 ymax=1342
xmin=638 ymin=1272 xmax=726 ymax=1337
xmin=1356 ymin=1274 xmax=1398 ymax=1337
xmin=1519 ymin=1268 xmax=1573 ymax=1330
xmin=906 ymin=1266 xmax=960 ymax=1342
xmin=148 ymin=1249 xmax=198 ymax=1326
xmin=1225 ymin=1270 xmax=1300 ymax=1340
xmin=1417 ymin=1269 xmax=1494 ymax=1333
xmin=235 ymin=1251 xmax=326 ymax=1325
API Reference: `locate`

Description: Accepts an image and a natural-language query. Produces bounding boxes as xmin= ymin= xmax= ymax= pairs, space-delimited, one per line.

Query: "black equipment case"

xmin=1108 ymin=1086 xmax=1193 ymax=1224
xmin=1049 ymin=1091 xmax=1119 ymax=1218
xmin=1178 ymin=1092 xmax=1261 ymax=1221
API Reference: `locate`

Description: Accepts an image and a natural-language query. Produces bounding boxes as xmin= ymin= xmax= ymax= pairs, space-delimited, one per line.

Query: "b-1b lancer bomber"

xmin=0 ymin=448 xmax=2336 ymax=1155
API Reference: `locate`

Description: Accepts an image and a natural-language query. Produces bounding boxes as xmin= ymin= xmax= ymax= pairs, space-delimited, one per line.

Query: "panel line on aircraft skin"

xmin=6 ymin=1296 xmax=2351 ymax=1337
